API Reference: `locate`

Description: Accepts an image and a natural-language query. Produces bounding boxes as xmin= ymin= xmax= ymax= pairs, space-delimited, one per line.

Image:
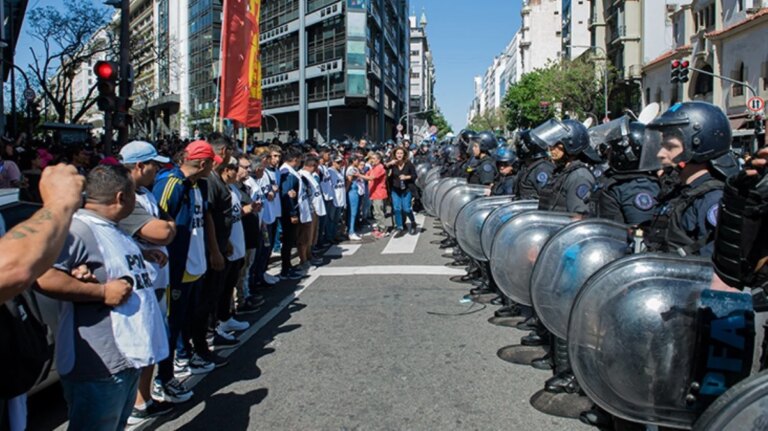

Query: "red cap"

xmin=185 ymin=140 xmax=223 ymax=164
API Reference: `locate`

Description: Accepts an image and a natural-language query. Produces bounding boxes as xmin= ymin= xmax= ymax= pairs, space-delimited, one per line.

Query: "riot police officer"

xmin=643 ymin=101 xmax=739 ymax=257
xmin=591 ymin=120 xmax=661 ymax=226
xmin=490 ymin=145 xmax=517 ymax=196
xmin=466 ymin=131 xmax=499 ymax=186
xmin=532 ymin=119 xmax=597 ymax=214
xmin=514 ymin=130 xmax=556 ymax=200
xmin=412 ymin=141 xmax=431 ymax=165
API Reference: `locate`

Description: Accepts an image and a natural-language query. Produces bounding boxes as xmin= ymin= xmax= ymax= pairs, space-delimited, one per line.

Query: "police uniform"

xmin=644 ymin=172 xmax=723 ymax=257
xmin=467 ymin=156 xmax=498 ymax=185
xmin=491 ymin=174 xmax=517 ymax=196
xmin=538 ymin=161 xmax=596 ymax=214
xmin=591 ymin=171 xmax=660 ymax=226
xmin=515 ymin=159 xmax=555 ymax=200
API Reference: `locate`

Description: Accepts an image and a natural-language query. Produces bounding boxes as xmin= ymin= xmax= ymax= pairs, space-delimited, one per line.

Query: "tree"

xmin=25 ymin=0 xmax=113 ymax=124
xmin=424 ymin=109 xmax=453 ymax=138
xmin=543 ymin=57 xmax=614 ymax=121
xmin=467 ymin=107 xmax=507 ymax=133
xmin=503 ymin=68 xmax=557 ymax=131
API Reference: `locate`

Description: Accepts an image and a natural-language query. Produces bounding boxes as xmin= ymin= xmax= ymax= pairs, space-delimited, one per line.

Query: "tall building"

xmin=259 ymin=0 xmax=410 ymax=142
xmin=561 ymin=0 xmax=590 ymax=59
xmin=520 ymin=0 xmax=562 ymax=74
xmin=466 ymin=31 xmax=522 ymax=125
xmin=409 ymin=11 xmax=435 ymax=116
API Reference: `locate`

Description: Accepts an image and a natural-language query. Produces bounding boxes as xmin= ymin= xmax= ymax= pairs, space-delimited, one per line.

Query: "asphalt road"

xmin=27 ymin=215 xmax=590 ymax=431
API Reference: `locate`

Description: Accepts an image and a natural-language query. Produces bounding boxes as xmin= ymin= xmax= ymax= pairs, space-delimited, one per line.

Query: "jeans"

xmin=325 ymin=203 xmax=341 ymax=242
xmin=61 ymin=368 xmax=140 ymax=431
xmin=251 ymin=222 xmax=276 ymax=286
xmin=391 ymin=189 xmax=415 ymax=230
xmin=348 ymin=186 xmax=360 ymax=235
xmin=157 ymin=278 xmax=199 ymax=384
xmin=191 ymin=261 xmax=234 ymax=356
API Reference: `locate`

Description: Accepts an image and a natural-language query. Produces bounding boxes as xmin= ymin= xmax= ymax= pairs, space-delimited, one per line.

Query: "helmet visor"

xmin=638 ymin=128 xmax=664 ymax=172
xmin=588 ymin=116 xmax=630 ymax=151
xmin=530 ymin=119 xmax=571 ymax=150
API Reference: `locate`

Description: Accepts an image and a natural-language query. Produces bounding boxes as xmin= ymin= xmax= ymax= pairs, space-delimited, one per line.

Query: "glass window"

xmin=347 ymin=40 xmax=366 ymax=67
xmin=347 ymin=69 xmax=367 ymax=96
xmin=347 ymin=12 xmax=366 ymax=38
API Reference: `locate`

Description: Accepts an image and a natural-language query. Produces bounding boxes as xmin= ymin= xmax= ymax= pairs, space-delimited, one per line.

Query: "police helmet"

xmin=495 ymin=145 xmax=517 ymax=164
xmin=471 ymin=131 xmax=498 ymax=154
xmin=459 ymin=129 xmax=478 ymax=144
xmin=646 ymin=101 xmax=732 ymax=164
xmin=516 ymin=129 xmax=548 ymax=160
xmin=608 ymin=122 xmax=646 ymax=172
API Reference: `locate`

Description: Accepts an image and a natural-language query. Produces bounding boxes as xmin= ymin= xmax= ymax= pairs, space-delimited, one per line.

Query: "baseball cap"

xmin=185 ymin=140 xmax=223 ymax=164
xmin=120 ymin=140 xmax=171 ymax=164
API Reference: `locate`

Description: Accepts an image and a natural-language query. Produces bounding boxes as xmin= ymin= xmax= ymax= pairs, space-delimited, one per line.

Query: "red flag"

xmin=220 ymin=0 xmax=262 ymax=126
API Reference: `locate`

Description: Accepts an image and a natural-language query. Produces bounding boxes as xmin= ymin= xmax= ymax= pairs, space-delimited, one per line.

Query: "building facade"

xmin=562 ymin=0 xmax=590 ymax=59
xmin=409 ymin=12 xmax=435 ymax=116
xmin=520 ymin=0 xmax=562 ymax=74
xmin=259 ymin=0 xmax=410 ymax=142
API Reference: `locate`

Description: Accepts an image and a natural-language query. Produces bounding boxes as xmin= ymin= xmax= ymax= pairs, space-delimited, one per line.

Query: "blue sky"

xmin=15 ymin=0 xmax=521 ymax=131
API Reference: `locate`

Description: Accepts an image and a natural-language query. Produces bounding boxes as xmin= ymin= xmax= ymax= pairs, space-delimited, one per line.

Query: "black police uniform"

xmin=491 ymin=174 xmax=517 ymax=196
xmin=591 ymin=171 xmax=660 ymax=226
xmin=644 ymin=171 xmax=723 ymax=257
xmin=467 ymin=156 xmax=498 ymax=185
xmin=538 ymin=161 xmax=596 ymax=214
xmin=515 ymin=159 xmax=555 ymax=200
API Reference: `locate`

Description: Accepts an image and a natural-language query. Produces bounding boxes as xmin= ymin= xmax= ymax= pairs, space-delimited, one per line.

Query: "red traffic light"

xmin=671 ymin=60 xmax=681 ymax=68
xmin=681 ymin=60 xmax=690 ymax=68
xmin=94 ymin=61 xmax=118 ymax=80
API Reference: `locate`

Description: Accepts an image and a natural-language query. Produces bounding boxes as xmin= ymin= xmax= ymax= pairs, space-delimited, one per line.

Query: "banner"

xmin=219 ymin=0 xmax=262 ymax=127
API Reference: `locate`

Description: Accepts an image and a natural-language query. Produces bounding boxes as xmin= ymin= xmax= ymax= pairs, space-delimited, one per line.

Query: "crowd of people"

xmin=0 ymin=133 xmax=431 ymax=430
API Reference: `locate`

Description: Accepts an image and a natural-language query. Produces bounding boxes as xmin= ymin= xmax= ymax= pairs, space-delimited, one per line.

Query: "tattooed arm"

xmin=0 ymin=164 xmax=85 ymax=302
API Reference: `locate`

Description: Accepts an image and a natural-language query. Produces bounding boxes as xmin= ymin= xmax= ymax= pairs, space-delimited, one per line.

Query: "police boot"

xmin=544 ymin=337 xmax=580 ymax=394
xmin=450 ymin=256 xmax=470 ymax=266
xmin=520 ymin=323 xmax=549 ymax=346
xmin=578 ymin=405 xmax=615 ymax=430
xmin=495 ymin=304 xmax=524 ymax=318
xmin=531 ymin=343 xmax=554 ymax=370
xmin=439 ymin=239 xmax=457 ymax=249
xmin=490 ymin=296 xmax=504 ymax=306
xmin=470 ymin=282 xmax=494 ymax=296
xmin=516 ymin=315 xmax=540 ymax=331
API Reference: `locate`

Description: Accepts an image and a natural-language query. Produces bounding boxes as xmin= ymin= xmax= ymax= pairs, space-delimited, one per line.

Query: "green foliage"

xmin=503 ymin=68 xmax=556 ymax=131
xmin=467 ymin=107 xmax=507 ymax=133
xmin=424 ymin=109 xmax=453 ymax=138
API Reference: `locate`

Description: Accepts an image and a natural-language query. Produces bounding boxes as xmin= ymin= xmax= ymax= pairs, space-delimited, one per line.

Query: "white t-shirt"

xmin=319 ymin=165 xmax=334 ymax=201
xmin=135 ymin=187 xmax=170 ymax=291
xmin=329 ymin=167 xmax=346 ymax=208
xmin=257 ymin=169 xmax=281 ymax=224
xmin=228 ymin=184 xmax=246 ymax=261
xmin=186 ymin=187 xmax=207 ymax=277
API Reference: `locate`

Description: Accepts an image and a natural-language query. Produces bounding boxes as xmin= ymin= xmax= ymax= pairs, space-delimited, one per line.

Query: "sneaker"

xmin=127 ymin=400 xmax=174 ymax=425
xmin=263 ymin=273 xmax=279 ymax=284
xmin=219 ymin=317 xmax=249 ymax=332
xmin=394 ymin=228 xmax=406 ymax=238
xmin=349 ymin=233 xmax=362 ymax=241
xmin=152 ymin=379 xmax=193 ymax=404
xmin=279 ymin=270 xmax=302 ymax=281
xmin=310 ymin=257 xmax=324 ymax=266
xmin=236 ymin=297 xmax=264 ymax=315
xmin=409 ymin=225 xmax=418 ymax=235
xmin=173 ymin=358 xmax=192 ymax=379
xmin=213 ymin=330 xmax=240 ymax=348
xmin=188 ymin=354 xmax=215 ymax=374
xmin=199 ymin=352 xmax=229 ymax=368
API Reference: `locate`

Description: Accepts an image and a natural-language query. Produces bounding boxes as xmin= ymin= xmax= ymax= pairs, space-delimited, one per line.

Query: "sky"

xmin=14 ymin=0 xmax=522 ymax=131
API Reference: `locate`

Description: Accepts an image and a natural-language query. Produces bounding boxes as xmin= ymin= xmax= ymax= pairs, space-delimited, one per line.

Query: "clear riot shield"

xmin=455 ymin=196 xmax=517 ymax=261
xmin=480 ymin=201 xmax=539 ymax=261
xmin=569 ymin=254 xmax=754 ymax=429
xmin=433 ymin=178 xmax=466 ymax=220
xmin=440 ymin=185 xmax=487 ymax=238
xmin=530 ymin=219 xmax=630 ymax=339
xmin=489 ymin=211 xmax=575 ymax=305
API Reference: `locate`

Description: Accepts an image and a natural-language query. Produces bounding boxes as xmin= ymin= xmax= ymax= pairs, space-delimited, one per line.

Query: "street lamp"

xmin=570 ymin=45 xmax=609 ymax=121
xmin=320 ymin=64 xmax=333 ymax=143
xmin=262 ymin=113 xmax=279 ymax=139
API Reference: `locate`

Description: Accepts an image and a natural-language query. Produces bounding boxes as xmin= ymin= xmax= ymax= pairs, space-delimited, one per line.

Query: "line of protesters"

xmin=0 ymin=134 xmax=424 ymax=430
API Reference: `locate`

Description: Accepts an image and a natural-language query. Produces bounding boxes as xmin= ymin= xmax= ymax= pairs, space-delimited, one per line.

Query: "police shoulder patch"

xmin=707 ymin=203 xmax=719 ymax=226
xmin=633 ymin=192 xmax=655 ymax=210
xmin=536 ymin=172 xmax=549 ymax=185
xmin=576 ymin=184 xmax=590 ymax=199
xmin=483 ymin=163 xmax=493 ymax=172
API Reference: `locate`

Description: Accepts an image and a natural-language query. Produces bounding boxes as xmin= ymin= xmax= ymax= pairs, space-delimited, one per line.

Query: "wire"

xmin=426 ymin=301 xmax=487 ymax=317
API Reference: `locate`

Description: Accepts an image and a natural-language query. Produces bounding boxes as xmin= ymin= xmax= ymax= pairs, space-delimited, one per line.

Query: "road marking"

xmin=324 ymin=244 xmax=362 ymax=257
xmin=382 ymin=214 xmax=426 ymax=254
xmin=315 ymin=265 xmax=465 ymax=276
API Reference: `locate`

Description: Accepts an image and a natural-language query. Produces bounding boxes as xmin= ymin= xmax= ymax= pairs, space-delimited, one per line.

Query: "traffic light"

xmin=679 ymin=60 xmax=690 ymax=83
xmin=671 ymin=60 xmax=681 ymax=83
xmin=94 ymin=61 xmax=119 ymax=111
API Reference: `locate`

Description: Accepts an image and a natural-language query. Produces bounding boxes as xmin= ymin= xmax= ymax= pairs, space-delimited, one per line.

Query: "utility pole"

xmin=117 ymin=0 xmax=131 ymax=150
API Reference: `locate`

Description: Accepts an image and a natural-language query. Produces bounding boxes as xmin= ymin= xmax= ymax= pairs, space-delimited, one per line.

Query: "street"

xmin=27 ymin=216 xmax=588 ymax=431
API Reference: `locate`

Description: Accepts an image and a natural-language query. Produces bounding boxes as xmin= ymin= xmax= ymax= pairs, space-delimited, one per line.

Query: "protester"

xmin=117 ymin=141 xmax=178 ymax=424
xmin=326 ymin=153 xmax=347 ymax=243
xmin=297 ymin=156 xmax=325 ymax=269
xmin=386 ymin=147 xmax=418 ymax=236
xmin=278 ymin=146 xmax=306 ymax=279
xmin=317 ymin=147 xmax=335 ymax=246
xmin=234 ymin=154 xmax=267 ymax=313
xmin=360 ymin=152 xmax=388 ymax=238
xmin=36 ymin=165 xmax=166 ymax=430
xmin=345 ymin=155 xmax=365 ymax=241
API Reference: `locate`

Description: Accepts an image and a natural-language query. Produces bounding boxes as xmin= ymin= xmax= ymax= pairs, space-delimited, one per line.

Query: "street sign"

xmin=23 ymin=88 xmax=35 ymax=102
xmin=747 ymin=96 xmax=765 ymax=113
xmin=429 ymin=125 xmax=438 ymax=135
xmin=396 ymin=124 xmax=403 ymax=131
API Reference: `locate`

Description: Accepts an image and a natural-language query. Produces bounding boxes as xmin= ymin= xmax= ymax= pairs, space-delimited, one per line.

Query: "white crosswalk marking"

xmin=381 ymin=214 xmax=426 ymax=254
xmin=323 ymin=244 xmax=362 ymax=257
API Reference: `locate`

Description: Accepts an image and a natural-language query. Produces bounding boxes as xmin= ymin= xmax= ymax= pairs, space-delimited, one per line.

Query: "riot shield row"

xmin=417 ymin=165 xmax=759 ymax=431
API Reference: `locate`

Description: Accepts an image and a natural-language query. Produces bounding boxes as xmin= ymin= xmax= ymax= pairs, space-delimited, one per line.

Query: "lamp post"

xmin=262 ymin=113 xmax=279 ymax=140
xmin=320 ymin=64 xmax=332 ymax=143
xmin=570 ymin=45 xmax=609 ymax=121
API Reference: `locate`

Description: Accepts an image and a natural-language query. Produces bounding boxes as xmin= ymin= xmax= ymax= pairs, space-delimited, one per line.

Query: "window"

xmin=645 ymin=88 xmax=651 ymax=104
xmin=737 ymin=0 xmax=744 ymax=12
xmin=733 ymin=62 xmax=745 ymax=97
xmin=762 ymin=62 xmax=768 ymax=91
xmin=694 ymin=64 xmax=714 ymax=96
xmin=410 ymin=71 xmax=420 ymax=79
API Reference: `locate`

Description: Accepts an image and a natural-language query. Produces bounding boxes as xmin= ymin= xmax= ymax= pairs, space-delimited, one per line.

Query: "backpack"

xmin=0 ymin=287 xmax=55 ymax=398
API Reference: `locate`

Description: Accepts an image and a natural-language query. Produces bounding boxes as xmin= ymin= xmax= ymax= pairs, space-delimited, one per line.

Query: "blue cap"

xmin=119 ymin=141 xmax=170 ymax=164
